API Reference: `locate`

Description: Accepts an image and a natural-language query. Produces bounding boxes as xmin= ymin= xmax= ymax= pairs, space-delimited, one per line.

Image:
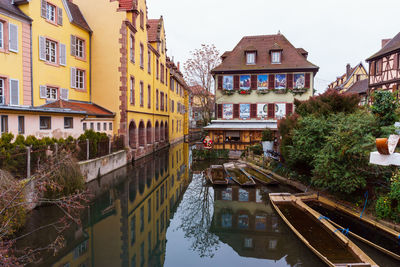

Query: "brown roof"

xmin=41 ymin=100 xmax=114 ymax=117
xmin=346 ymin=79 xmax=368 ymax=95
xmin=189 ymin=85 xmax=214 ymax=96
xmin=118 ymin=0 xmax=135 ymax=10
xmin=366 ymin=32 xmax=400 ymax=61
xmin=212 ymin=34 xmax=319 ymax=73
xmin=0 ymin=0 xmax=31 ymax=21
xmin=148 ymin=19 xmax=161 ymax=42
xmin=296 ymin=48 xmax=308 ymax=56
xmin=66 ymin=0 xmax=91 ymax=32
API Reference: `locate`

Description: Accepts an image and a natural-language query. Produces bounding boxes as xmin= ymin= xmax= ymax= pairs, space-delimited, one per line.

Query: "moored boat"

xmin=269 ymin=193 xmax=378 ymax=267
xmin=224 ymin=163 xmax=256 ymax=187
xmin=206 ymin=165 xmax=228 ymax=185
xmin=242 ymin=166 xmax=278 ymax=185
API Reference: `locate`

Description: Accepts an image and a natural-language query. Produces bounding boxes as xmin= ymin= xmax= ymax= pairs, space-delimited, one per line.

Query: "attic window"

xmin=246 ymin=52 xmax=256 ymax=65
xmin=271 ymin=51 xmax=281 ymax=64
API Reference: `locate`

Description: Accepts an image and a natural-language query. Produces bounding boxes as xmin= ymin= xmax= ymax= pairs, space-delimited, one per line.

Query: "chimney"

xmin=346 ymin=64 xmax=351 ymax=77
xmin=177 ymin=62 xmax=180 ymax=71
xmin=382 ymin=39 xmax=392 ymax=48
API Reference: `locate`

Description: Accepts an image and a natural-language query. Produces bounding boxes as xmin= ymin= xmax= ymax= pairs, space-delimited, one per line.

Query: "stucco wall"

xmin=79 ymin=150 xmax=127 ymax=182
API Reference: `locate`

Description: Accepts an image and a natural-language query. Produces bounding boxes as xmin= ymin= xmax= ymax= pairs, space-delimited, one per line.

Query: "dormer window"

xmin=46 ymin=2 xmax=56 ymax=23
xmin=272 ymin=51 xmax=281 ymax=64
xmin=246 ymin=52 xmax=256 ymax=65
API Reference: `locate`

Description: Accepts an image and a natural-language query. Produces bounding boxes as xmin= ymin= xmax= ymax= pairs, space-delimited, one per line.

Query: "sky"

xmin=147 ymin=0 xmax=400 ymax=93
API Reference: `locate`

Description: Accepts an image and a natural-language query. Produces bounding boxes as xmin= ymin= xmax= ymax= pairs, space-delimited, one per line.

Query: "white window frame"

xmin=75 ymin=37 xmax=84 ymax=59
xmin=0 ymin=22 xmax=3 ymax=49
xmin=246 ymin=52 xmax=256 ymax=65
xmin=46 ymin=2 xmax=56 ymax=22
xmin=76 ymin=69 xmax=85 ymax=89
xmin=271 ymin=51 xmax=281 ymax=64
xmin=45 ymin=39 xmax=57 ymax=63
xmin=0 ymin=78 xmax=4 ymax=104
xmin=46 ymin=86 xmax=57 ymax=100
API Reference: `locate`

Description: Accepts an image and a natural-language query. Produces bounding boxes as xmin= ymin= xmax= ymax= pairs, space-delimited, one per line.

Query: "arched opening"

xmin=146 ymin=121 xmax=152 ymax=145
xmin=155 ymin=121 xmax=160 ymax=142
xmin=160 ymin=121 xmax=164 ymax=141
xmin=129 ymin=121 xmax=137 ymax=149
xmin=138 ymin=121 xmax=145 ymax=147
xmin=164 ymin=121 xmax=169 ymax=141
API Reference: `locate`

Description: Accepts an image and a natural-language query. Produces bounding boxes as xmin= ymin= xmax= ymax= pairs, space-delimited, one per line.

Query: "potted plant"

xmin=261 ymin=128 xmax=274 ymax=158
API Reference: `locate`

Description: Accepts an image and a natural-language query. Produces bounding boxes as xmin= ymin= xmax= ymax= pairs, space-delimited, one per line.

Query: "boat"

xmin=298 ymin=193 xmax=400 ymax=261
xmin=224 ymin=163 xmax=256 ymax=186
xmin=206 ymin=165 xmax=228 ymax=185
xmin=242 ymin=165 xmax=278 ymax=185
xmin=269 ymin=193 xmax=378 ymax=267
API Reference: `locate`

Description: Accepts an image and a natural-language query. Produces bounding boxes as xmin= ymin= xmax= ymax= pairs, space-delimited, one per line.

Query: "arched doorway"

xmin=155 ymin=121 xmax=160 ymax=142
xmin=138 ymin=121 xmax=145 ymax=147
xmin=160 ymin=121 xmax=164 ymax=141
xmin=164 ymin=121 xmax=169 ymax=141
xmin=146 ymin=121 xmax=152 ymax=144
xmin=129 ymin=121 xmax=137 ymax=149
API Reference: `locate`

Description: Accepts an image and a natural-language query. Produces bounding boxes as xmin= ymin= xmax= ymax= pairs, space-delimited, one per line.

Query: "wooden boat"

xmin=206 ymin=165 xmax=228 ymax=185
xmin=242 ymin=165 xmax=278 ymax=185
xmin=223 ymin=163 xmax=255 ymax=186
xmin=269 ymin=193 xmax=378 ymax=267
xmin=298 ymin=193 xmax=400 ymax=261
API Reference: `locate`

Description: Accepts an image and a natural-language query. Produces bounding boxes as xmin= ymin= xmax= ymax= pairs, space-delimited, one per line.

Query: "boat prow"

xmin=269 ymin=193 xmax=378 ymax=267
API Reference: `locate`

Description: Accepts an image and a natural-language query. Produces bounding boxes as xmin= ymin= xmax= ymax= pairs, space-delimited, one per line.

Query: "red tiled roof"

xmin=118 ymin=0 xmax=134 ymax=10
xmin=346 ymin=79 xmax=368 ymax=95
xmin=148 ymin=19 xmax=160 ymax=42
xmin=212 ymin=34 xmax=319 ymax=73
xmin=42 ymin=100 xmax=114 ymax=117
xmin=66 ymin=0 xmax=91 ymax=32
xmin=189 ymin=85 xmax=214 ymax=96
xmin=366 ymin=32 xmax=400 ymax=61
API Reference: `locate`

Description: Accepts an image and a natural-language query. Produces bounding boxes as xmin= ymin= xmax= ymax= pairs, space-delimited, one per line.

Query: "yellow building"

xmin=327 ymin=63 xmax=368 ymax=93
xmin=0 ymin=0 xmax=114 ymax=139
xmin=74 ymin=0 xmax=188 ymax=160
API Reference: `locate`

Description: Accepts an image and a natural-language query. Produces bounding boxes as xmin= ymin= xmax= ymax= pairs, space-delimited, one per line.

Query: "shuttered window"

xmin=287 ymin=74 xmax=293 ymax=89
xmin=268 ymin=74 xmax=275 ymax=89
xmin=130 ymin=76 xmax=135 ymax=105
xmin=217 ymin=104 xmax=222 ymax=118
xmin=140 ymin=82 xmax=144 ymax=107
xmin=267 ymin=103 xmax=275 ymax=119
xmin=60 ymin=88 xmax=69 ymax=100
xmin=233 ymin=75 xmax=239 ymax=90
xmin=39 ymin=85 xmax=58 ymax=101
xmin=9 ymin=23 xmax=18 ymax=53
xmin=9 ymin=79 xmax=19 ymax=105
xmin=286 ymin=103 xmax=293 ymax=116
xmin=250 ymin=104 xmax=257 ymax=118
xmin=45 ymin=39 xmax=57 ymax=63
xmin=57 ymin=7 xmax=63 ymax=26
xmin=0 ymin=22 xmax=3 ymax=49
xmin=0 ymin=78 xmax=4 ymax=104
xmin=45 ymin=2 xmax=56 ymax=22
xmin=59 ymin=43 xmax=66 ymax=66
xmin=305 ymin=73 xmax=311 ymax=88
xmin=148 ymin=85 xmax=151 ymax=109
xmin=251 ymin=75 xmax=257 ymax=89
xmin=140 ymin=43 xmax=144 ymax=68
xmin=233 ymin=104 xmax=239 ymax=119
xmin=76 ymin=69 xmax=85 ymax=89
xmin=218 ymin=76 xmax=223 ymax=90
xmin=165 ymin=94 xmax=168 ymax=112
xmin=156 ymin=89 xmax=159 ymax=110
xmin=148 ymin=51 xmax=151 ymax=73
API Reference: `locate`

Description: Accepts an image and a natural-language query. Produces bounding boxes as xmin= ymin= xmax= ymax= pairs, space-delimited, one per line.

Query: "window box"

xmin=273 ymin=88 xmax=288 ymax=94
xmin=290 ymin=87 xmax=309 ymax=95
xmin=256 ymin=89 xmax=271 ymax=95
xmin=238 ymin=89 xmax=251 ymax=95
xmin=222 ymin=89 xmax=235 ymax=95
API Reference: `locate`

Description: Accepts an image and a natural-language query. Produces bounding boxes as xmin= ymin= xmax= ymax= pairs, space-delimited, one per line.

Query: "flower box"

xmin=222 ymin=89 xmax=235 ymax=95
xmin=238 ymin=89 xmax=251 ymax=95
xmin=257 ymin=89 xmax=270 ymax=95
xmin=273 ymin=88 xmax=288 ymax=94
xmin=290 ymin=88 xmax=309 ymax=95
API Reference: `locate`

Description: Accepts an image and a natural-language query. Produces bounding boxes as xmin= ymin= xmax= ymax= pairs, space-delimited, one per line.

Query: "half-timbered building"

xmin=366 ymin=33 xmax=400 ymax=97
xmin=205 ymin=34 xmax=319 ymax=151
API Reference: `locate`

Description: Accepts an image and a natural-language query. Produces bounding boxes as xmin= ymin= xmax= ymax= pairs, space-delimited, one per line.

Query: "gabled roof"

xmin=148 ymin=17 xmax=163 ymax=42
xmin=189 ymin=85 xmax=214 ymax=96
xmin=366 ymin=32 xmax=400 ymax=61
xmin=118 ymin=0 xmax=136 ymax=10
xmin=346 ymin=79 xmax=368 ymax=95
xmin=0 ymin=0 xmax=31 ymax=21
xmin=212 ymin=34 xmax=319 ymax=73
xmin=327 ymin=62 xmax=366 ymax=90
xmin=41 ymin=100 xmax=115 ymax=117
xmin=64 ymin=0 xmax=91 ymax=32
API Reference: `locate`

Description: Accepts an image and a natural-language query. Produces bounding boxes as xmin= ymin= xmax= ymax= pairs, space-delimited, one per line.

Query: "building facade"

xmin=189 ymin=85 xmax=215 ymax=127
xmin=206 ymin=34 xmax=319 ymax=151
xmin=366 ymin=33 xmax=400 ymax=99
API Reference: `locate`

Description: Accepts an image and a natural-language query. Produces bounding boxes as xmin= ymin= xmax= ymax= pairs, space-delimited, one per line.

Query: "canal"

xmin=17 ymin=142 xmax=398 ymax=266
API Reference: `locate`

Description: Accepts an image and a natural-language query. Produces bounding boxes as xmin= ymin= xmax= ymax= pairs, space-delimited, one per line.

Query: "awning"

xmin=204 ymin=120 xmax=277 ymax=131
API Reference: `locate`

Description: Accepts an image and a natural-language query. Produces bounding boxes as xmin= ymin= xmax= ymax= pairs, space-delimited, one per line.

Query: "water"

xmin=16 ymin=142 xmax=397 ymax=266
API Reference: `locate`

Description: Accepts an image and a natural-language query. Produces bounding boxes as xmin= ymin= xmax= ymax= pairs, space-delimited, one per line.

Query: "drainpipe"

xmin=89 ymin=31 xmax=92 ymax=103
xmin=30 ymin=22 xmax=33 ymax=106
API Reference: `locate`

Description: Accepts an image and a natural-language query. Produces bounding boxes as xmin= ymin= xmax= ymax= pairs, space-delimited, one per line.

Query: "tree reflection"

xmin=176 ymin=173 xmax=220 ymax=257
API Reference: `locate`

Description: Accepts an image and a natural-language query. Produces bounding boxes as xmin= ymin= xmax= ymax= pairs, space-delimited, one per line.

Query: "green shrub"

xmin=261 ymin=129 xmax=274 ymax=141
xmin=249 ymin=144 xmax=263 ymax=155
xmin=375 ymin=196 xmax=392 ymax=220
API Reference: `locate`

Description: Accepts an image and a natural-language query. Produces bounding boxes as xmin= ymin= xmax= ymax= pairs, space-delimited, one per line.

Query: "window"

xmin=109 ymin=122 xmax=112 ymax=130
xmin=90 ymin=122 xmax=94 ymax=130
xmin=140 ymin=82 xmax=144 ymax=107
xmin=130 ymin=77 xmax=135 ymax=105
xmin=148 ymin=51 xmax=151 ymax=73
xmin=139 ymin=44 xmax=144 ymax=68
xmin=156 ymin=59 xmax=159 ymax=79
xmin=375 ymin=60 xmax=381 ymax=74
xmin=46 ymin=39 xmax=57 ymax=63
xmin=170 ymin=77 xmax=174 ymax=91
xmin=172 ymin=120 xmax=174 ymax=133
xmin=160 ymin=92 xmax=164 ymax=111
xmin=0 ymin=78 xmax=4 ymax=104
xmin=140 ymin=10 xmax=144 ymax=29
xmin=103 ymin=122 xmax=107 ymax=131
xmin=73 ymin=240 xmax=88 ymax=259
xmin=0 ymin=22 xmax=3 ymax=49
xmin=156 ymin=89 xmax=159 ymax=110
xmin=83 ymin=122 xmax=87 ymax=130
xmin=64 ymin=117 xmax=73 ymax=129
xmin=271 ymin=51 xmax=281 ymax=64
xmin=172 ymin=100 xmax=174 ymax=112
xmin=1 ymin=115 xmax=8 ymax=133
xmin=147 ymin=85 xmax=151 ymax=108
xmin=18 ymin=116 xmax=24 ymax=134
xmin=76 ymin=69 xmax=85 ymax=89
xmin=130 ymin=35 xmax=134 ymax=62
xmin=97 ymin=122 xmax=100 ymax=131
xmin=160 ymin=64 xmax=164 ymax=83
xmin=246 ymin=52 xmax=256 ymax=64
xmin=46 ymin=86 xmax=57 ymax=100
xmin=40 ymin=116 xmax=51 ymax=130
xmin=75 ymin=37 xmax=85 ymax=59
xmin=165 ymin=94 xmax=168 ymax=112
xmin=46 ymin=2 xmax=56 ymax=22
xmin=147 ymin=199 xmax=151 ymax=222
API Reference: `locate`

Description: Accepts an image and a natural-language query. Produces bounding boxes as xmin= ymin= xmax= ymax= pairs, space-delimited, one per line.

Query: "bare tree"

xmin=184 ymin=44 xmax=221 ymax=126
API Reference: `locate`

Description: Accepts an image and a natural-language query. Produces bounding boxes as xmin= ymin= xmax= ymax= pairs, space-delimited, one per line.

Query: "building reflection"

xmin=40 ymin=142 xmax=190 ymax=267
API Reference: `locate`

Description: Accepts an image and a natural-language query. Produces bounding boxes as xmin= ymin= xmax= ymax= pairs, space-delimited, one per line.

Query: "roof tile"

xmin=41 ymin=100 xmax=114 ymax=117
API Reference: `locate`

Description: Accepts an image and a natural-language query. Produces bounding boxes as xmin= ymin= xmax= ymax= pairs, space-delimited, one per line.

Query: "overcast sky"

xmin=148 ymin=0 xmax=399 ymax=93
